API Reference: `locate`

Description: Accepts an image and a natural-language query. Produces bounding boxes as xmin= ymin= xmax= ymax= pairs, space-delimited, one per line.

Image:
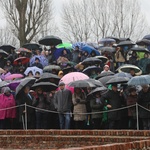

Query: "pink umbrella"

xmin=4 ymin=74 xmax=24 ymax=81
xmin=60 ymin=72 xmax=89 ymax=85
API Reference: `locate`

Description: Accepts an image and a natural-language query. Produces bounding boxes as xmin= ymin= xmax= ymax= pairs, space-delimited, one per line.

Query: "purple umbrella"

xmin=7 ymin=80 xmax=21 ymax=91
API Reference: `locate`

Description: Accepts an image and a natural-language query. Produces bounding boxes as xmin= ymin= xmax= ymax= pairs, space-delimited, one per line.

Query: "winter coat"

xmin=101 ymin=90 xmax=124 ymax=120
xmin=0 ymin=93 xmax=16 ymax=120
xmin=126 ymin=95 xmax=138 ymax=118
xmin=115 ymin=50 xmax=125 ymax=63
xmin=138 ymin=58 xmax=150 ymax=74
xmin=138 ymin=88 xmax=150 ymax=118
xmin=90 ymin=97 xmax=104 ymax=119
xmin=72 ymin=92 xmax=87 ymax=121
xmin=54 ymin=89 xmax=72 ymax=113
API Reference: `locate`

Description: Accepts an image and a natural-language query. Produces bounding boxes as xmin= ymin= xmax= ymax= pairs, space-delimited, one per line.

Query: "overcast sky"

xmin=0 ymin=0 xmax=150 ymax=28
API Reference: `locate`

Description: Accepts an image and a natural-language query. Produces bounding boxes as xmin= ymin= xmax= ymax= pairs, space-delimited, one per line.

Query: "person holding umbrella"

xmin=32 ymin=87 xmax=49 ymax=129
xmin=72 ymin=87 xmax=87 ymax=129
xmin=138 ymin=84 xmax=150 ymax=130
xmin=101 ymin=84 xmax=124 ymax=129
xmin=54 ymin=82 xmax=72 ymax=129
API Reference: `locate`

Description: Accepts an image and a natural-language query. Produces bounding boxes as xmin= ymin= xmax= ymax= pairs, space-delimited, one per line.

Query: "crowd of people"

xmin=0 ymin=37 xmax=150 ymax=130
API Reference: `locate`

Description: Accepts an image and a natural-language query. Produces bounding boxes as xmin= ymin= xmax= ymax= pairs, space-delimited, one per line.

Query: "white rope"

xmin=0 ymin=104 xmax=24 ymax=111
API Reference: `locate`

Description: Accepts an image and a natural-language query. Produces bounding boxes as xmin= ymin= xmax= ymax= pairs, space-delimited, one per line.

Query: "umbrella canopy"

xmin=0 ymin=68 xmax=5 ymax=74
xmin=88 ymin=86 xmax=108 ymax=96
xmin=60 ymin=72 xmax=89 ymax=85
xmin=98 ymin=38 xmax=116 ymax=44
xmin=15 ymin=48 xmax=32 ymax=54
xmin=56 ymin=42 xmax=72 ymax=50
xmin=143 ymin=34 xmax=150 ymax=40
xmin=100 ymin=47 xmax=116 ymax=53
xmin=53 ymin=48 xmax=71 ymax=60
xmin=105 ymin=37 xmax=120 ymax=43
xmin=0 ymin=49 xmax=9 ymax=57
xmin=81 ymin=57 xmax=102 ymax=66
xmin=81 ymin=45 xmax=100 ymax=56
xmin=106 ymin=77 xmax=129 ymax=85
xmin=38 ymin=35 xmax=62 ymax=46
xmin=0 ymin=81 xmax=8 ymax=88
xmin=24 ymin=66 xmax=43 ymax=76
xmin=96 ymin=71 xmax=115 ymax=79
xmin=114 ymin=72 xmax=132 ymax=78
xmin=4 ymin=74 xmax=24 ymax=81
xmin=136 ymin=39 xmax=150 ymax=46
xmin=117 ymin=41 xmax=135 ymax=46
xmin=119 ymin=38 xmax=131 ymax=42
xmin=82 ymin=66 xmax=101 ymax=75
xmin=30 ymin=55 xmax=48 ymax=67
xmin=31 ymin=82 xmax=58 ymax=92
xmin=35 ymin=72 xmax=60 ymax=84
xmin=95 ymin=56 xmax=108 ymax=64
xmin=128 ymin=75 xmax=150 ymax=86
xmin=13 ymin=57 xmax=30 ymax=65
xmin=62 ymin=66 xmax=76 ymax=75
xmin=98 ymin=75 xmax=115 ymax=87
xmin=84 ymin=78 xmax=104 ymax=87
xmin=129 ymin=47 xmax=150 ymax=53
xmin=7 ymin=80 xmax=21 ymax=91
xmin=72 ymin=42 xmax=87 ymax=50
xmin=0 ymin=45 xmax=16 ymax=53
xmin=43 ymin=65 xmax=61 ymax=73
xmin=15 ymin=77 xmax=36 ymax=98
xmin=68 ymin=79 xmax=96 ymax=88
xmin=22 ymin=43 xmax=41 ymax=51
xmin=116 ymin=64 xmax=142 ymax=75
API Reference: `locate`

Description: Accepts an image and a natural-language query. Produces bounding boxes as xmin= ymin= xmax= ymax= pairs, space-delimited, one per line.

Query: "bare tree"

xmin=61 ymin=0 xmax=93 ymax=42
xmin=61 ymin=0 xmax=149 ymax=42
xmin=0 ymin=0 xmax=53 ymax=46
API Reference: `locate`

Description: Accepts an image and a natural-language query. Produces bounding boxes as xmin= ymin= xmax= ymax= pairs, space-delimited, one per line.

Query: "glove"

xmin=76 ymin=98 xmax=80 ymax=103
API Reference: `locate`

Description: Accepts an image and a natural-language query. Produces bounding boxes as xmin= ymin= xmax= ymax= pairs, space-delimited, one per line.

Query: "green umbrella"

xmin=56 ymin=42 xmax=72 ymax=50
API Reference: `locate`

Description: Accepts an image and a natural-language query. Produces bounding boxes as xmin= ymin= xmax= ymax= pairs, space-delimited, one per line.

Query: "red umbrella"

xmin=4 ymin=74 xmax=24 ymax=81
xmin=13 ymin=57 xmax=30 ymax=65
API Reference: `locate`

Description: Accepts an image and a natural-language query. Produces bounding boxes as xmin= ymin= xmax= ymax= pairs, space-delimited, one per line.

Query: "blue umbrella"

xmin=30 ymin=55 xmax=48 ymax=67
xmin=24 ymin=66 xmax=43 ymax=76
xmin=128 ymin=75 xmax=150 ymax=86
xmin=53 ymin=48 xmax=71 ymax=60
xmin=82 ymin=45 xmax=100 ymax=56
xmin=72 ymin=42 xmax=87 ymax=50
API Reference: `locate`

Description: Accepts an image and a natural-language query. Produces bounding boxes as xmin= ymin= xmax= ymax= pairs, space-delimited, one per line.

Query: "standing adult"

xmin=101 ymin=84 xmax=124 ymax=129
xmin=138 ymin=84 xmax=150 ymax=130
xmin=54 ymin=82 xmax=72 ymax=129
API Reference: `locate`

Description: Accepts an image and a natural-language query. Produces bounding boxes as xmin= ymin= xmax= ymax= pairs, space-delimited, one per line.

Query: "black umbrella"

xmin=88 ymin=86 xmax=108 ymax=96
xmin=82 ymin=66 xmax=101 ymax=75
xmin=36 ymin=72 xmax=60 ymax=84
xmin=95 ymin=71 xmax=115 ymax=79
xmin=136 ymin=39 xmax=150 ymax=46
xmin=22 ymin=43 xmax=41 ymax=51
xmin=68 ymin=79 xmax=96 ymax=88
xmin=116 ymin=64 xmax=142 ymax=75
xmin=117 ymin=41 xmax=135 ymax=46
xmin=84 ymin=78 xmax=104 ymax=87
xmin=0 ymin=45 xmax=16 ymax=53
xmin=43 ymin=65 xmax=61 ymax=73
xmin=31 ymin=82 xmax=58 ymax=92
xmin=98 ymin=75 xmax=115 ymax=87
xmin=119 ymin=38 xmax=131 ymax=42
xmin=62 ymin=67 xmax=76 ymax=75
xmin=15 ymin=77 xmax=36 ymax=98
xmin=81 ymin=57 xmax=102 ymax=66
xmin=94 ymin=56 xmax=108 ymax=64
xmin=106 ymin=77 xmax=129 ymax=85
xmin=105 ymin=36 xmax=120 ymax=43
xmin=100 ymin=47 xmax=116 ymax=53
xmin=143 ymin=34 xmax=150 ymax=40
xmin=130 ymin=47 xmax=150 ymax=53
xmin=38 ymin=35 xmax=62 ymax=46
xmin=0 ymin=49 xmax=9 ymax=57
